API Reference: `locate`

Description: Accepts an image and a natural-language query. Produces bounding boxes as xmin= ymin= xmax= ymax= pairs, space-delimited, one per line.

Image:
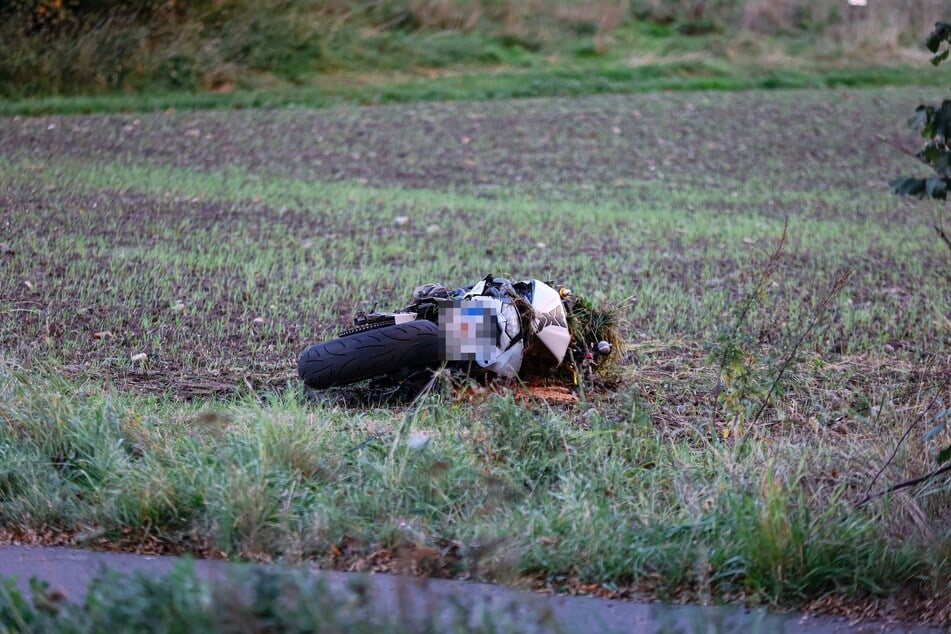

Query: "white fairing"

xmin=473 ymin=296 xmax=523 ymax=377
xmin=486 ymin=339 xmax=522 ymax=377
xmin=529 ymin=280 xmax=571 ymax=363
xmin=478 ymin=297 xmax=522 ymax=377
xmin=443 ymin=276 xmax=568 ymax=372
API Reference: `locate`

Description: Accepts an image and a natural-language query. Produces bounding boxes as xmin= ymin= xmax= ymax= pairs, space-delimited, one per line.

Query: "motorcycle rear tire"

xmin=297 ymin=320 xmax=440 ymax=389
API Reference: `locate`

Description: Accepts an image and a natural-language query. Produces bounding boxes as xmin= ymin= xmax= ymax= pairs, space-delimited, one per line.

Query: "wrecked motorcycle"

xmin=297 ymin=275 xmax=613 ymax=390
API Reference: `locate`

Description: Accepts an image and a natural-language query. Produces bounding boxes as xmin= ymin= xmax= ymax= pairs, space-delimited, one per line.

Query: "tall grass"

xmin=1 ymin=367 xmax=948 ymax=604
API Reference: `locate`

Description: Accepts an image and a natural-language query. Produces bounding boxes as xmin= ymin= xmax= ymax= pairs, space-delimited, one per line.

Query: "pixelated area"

xmin=438 ymin=301 xmax=500 ymax=363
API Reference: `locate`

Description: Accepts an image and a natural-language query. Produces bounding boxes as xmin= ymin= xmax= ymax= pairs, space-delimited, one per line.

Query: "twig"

xmin=864 ymin=374 xmax=950 ymax=496
xmin=856 ymin=462 xmax=951 ymax=507
xmin=746 ymin=268 xmax=852 ymax=431
xmin=874 ymin=133 xmax=921 ymax=160
xmin=935 ymin=224 xmax=951 ymax=251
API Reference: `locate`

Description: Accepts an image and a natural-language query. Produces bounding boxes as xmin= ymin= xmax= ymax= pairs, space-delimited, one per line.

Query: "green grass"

xmin=0 ymin=369 xmax=942 ymax=605
xmin=1 ymin=62 xmax=947 ymax=117
xmin=0 ymin=154 xmax=942 ymax=380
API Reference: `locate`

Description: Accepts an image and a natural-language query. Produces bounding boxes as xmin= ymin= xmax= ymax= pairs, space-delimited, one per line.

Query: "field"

xmin=1 ymin=87 xmax=950 ymax=624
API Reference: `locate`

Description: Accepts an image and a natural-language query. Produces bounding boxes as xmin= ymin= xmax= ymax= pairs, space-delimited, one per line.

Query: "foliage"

xmin=890 ymin=22 xmax=951 ymax=199
xmin=1 ymin=0 xmax=949 ymax=99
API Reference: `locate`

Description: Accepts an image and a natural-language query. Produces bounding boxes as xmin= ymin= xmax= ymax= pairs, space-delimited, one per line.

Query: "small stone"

xmin=252 ymin=317 xmax=265 ymax=325
xmin=394 ymin=216 xmax=410 ymax=226
xmin=131 ymin=352 xmax=148 ymax=363
xmin=425 ymin=224 xmax=440 ymax=234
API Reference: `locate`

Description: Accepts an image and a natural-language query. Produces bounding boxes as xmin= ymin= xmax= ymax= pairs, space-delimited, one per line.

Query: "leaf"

xmin=925 ymin=176 xmax=949 ymax=199
xmin=938 ymin=445 xmax=951 ymax=465
xmin=908 ymin=105 xmax=929 ymax=131
xmin=925 ymin=22 xmax=951 ymax=53
xmin=889 ymin=176 xmax=926 ymax=197
xmin=932 ymin=100 xmax=951 ymax=138
xmin=934 ymin=150 xmax=951 ymax=177
xmin=923 ymin=415 xmax=948 ymax=441
xmin=916 ymin=141 xmax=943 ymax=165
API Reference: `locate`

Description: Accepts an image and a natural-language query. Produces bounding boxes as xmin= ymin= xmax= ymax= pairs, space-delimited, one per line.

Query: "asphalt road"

xmin=0 ymin=545 xmax=942 ymax=633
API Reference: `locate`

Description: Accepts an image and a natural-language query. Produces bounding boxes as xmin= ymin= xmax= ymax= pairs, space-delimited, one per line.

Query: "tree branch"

xmin=857 ymin=462 xmax=951 ymax=507
xmin=863 ymin=375 xmax=949 ymax=496
xmin=875 ymin=133 xmax=921 ymax=160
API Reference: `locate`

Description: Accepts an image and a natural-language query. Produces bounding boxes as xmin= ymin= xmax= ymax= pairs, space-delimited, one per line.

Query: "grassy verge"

xmin=0 ymin=368 xmax=946 ymax=609
xmin=2 ymin=62 xmax=948 ymax=117
xmin=2 ymin=0 xmax=950 ymax=115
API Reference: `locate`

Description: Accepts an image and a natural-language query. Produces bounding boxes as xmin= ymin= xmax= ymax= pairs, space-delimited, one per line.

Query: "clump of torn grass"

xmin=565 ymin=293 xmax=624 ymax=382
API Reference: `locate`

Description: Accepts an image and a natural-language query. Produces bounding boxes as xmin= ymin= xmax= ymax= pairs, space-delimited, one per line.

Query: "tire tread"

xmin=297 ymin=320 xmax=439 ymax=389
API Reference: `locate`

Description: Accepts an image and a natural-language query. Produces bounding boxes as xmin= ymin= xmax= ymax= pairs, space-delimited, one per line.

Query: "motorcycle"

xmin=297 ymin=275 xmax=614 ymax=390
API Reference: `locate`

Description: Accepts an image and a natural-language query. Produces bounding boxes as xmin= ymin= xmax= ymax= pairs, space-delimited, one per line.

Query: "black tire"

xmin=298 ymin=320 xmax=440 ymax=389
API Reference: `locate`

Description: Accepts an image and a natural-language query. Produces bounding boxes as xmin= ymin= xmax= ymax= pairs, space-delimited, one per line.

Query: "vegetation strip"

xmin=2 ymin=64 xmax=947 ymax=118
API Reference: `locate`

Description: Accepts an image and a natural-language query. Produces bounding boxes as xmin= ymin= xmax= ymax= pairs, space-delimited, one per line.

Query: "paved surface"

xmin=0 ymin=545 xmax=943 ymax=633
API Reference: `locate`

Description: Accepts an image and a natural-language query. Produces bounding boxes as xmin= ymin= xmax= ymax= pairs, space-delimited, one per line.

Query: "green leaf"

xmin=932 ymin=100 xmax=951 ymax=138
xmin=925 ymin=176 xmax=949 ymax=198
xmin=916 ymin=141 xmax=942 ymax=165
xmin=925 ymin=22 xmax=951 ymax=53
xmin=935 ymin=152 xmax=951 ymax=177
xmin=909 ymin=106 xmax=929 ymax=131
xmin=889 ymin=177 xmax=926 ymax=197
xmin=938 ymin=445 xmax=951 ymax=465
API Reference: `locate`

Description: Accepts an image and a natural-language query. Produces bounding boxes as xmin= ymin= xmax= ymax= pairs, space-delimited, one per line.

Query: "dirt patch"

xmin=0 ymin=90 xmax=932 ymax=195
